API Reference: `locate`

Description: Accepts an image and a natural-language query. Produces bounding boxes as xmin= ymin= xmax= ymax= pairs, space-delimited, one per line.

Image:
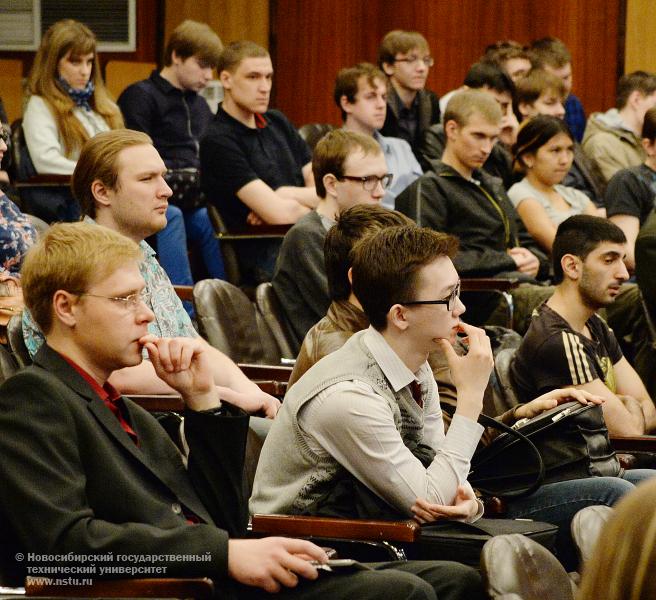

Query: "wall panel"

xmin=164 ymin=0 xmax=269 ymax=50
xmin=625 ymin=0 xmax=656 ymax=73
xmin=272 ymin=0 xmax=624 ymax=126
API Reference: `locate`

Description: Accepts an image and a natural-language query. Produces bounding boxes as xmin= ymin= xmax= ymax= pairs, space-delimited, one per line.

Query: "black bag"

xmin=164 ymin=168 xmax=206 ymax=211
xmin=470 ymin=401 xmax=622 ymax=498
xmin=408 ymin=518 xmax=558 ymax=566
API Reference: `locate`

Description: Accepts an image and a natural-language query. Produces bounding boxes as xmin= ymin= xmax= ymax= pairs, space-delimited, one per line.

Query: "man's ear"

xmin=517 ymin=101 xmax=532 ymax=119
xmin=642 ymin=137 xmax=656 ymax=156
xmin=444 ymin=119 xmax=460 ymax=141
xmin=90 ymin=179 xmax=111 ymax=209
xmin=387 ymin=303 xmax=410 ymax=331
xmin=339 ymin=95 xmax=353 ymax=115
xmin=381 ymin=62 xmax=395 ymax=77
xmin=561 ymin=253 xmax=581 ymax=280
xmin=52 ymin=290 xmax=80 ymax=328
xmin=324 ymin=173 xmax=339 ymax=197
xmin=219 ymin=70 xmax=231 ymax=89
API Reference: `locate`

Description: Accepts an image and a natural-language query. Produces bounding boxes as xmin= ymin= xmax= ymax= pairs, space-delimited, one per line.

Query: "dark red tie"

xmin=410 ymin=380 xmax=423 ymax=408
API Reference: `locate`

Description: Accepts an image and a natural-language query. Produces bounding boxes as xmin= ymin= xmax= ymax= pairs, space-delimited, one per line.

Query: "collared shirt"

xmin=373 ymin=131 xmax=422 ymax=209
xmin=60 ymin=352 xmax=139 ymax=445
xmin=22 ymin=220 xmax=196 ymax=358
xmin=387 ymin=86 xmax=420 ymax=144
xmin=297 ymin=326 xmax=484 ymax=520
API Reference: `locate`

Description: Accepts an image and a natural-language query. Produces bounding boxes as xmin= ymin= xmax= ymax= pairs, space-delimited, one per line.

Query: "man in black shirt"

xmin=512 ymin=215 xmax=656 ymax=435
xmin=200 ymin=41 xmax=318 ymax=283
xmin=378 ymin=30 xmax=440 ymax=161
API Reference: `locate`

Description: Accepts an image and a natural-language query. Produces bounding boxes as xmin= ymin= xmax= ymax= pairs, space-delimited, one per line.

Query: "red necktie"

xmin=410 ymin=380 xmax=423 ymax=408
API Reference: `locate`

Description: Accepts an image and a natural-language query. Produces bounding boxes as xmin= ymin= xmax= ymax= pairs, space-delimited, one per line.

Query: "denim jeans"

xmin=157 ymin=206 xmax=225 ymax=284
xmin=504 ymin=469 xmax=656 ymax=570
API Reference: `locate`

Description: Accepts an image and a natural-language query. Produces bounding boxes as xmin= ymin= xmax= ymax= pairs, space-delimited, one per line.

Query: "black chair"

xmin=192 ymin=278 xmax=282 ymax=365
xmin=254 ymin=282 xmax=297 ymax=362
xmin=0 ymin=343 xmax=19 ymax=383
xmin=6 ymin=314 xmax=31 ymax=368
xmin=298 ymin=123 xmax=335 ymax=152
xmin=8 ymin=119 xmax=76 ymax=223
xmin=206 ymin=205 xmax=289 ymax=288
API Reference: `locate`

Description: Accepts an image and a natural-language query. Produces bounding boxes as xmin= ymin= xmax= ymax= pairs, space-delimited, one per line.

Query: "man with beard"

xmin=511 ymin=215 xmax=656 ymax=435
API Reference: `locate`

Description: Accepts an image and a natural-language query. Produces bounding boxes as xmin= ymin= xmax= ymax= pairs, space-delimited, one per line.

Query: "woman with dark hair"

xmin=22 ymin=19 xmax=123 ymax=222
xmin=509 ymin=115 xmax=599 ymax=252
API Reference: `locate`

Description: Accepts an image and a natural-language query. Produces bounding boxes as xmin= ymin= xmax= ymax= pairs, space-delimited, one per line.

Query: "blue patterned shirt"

xmin=0 ymin=192 xmax=37 ymax=276
xmin=23 ymin=234 xmax=196 ymax=357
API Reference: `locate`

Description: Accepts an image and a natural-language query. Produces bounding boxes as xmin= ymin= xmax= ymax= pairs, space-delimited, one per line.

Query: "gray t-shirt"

xmin=508 ymin=178 xmax=590 ymax=226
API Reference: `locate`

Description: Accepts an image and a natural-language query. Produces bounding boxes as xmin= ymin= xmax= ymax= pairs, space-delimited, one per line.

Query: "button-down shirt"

xmin=298 ymin=326 xmax=484 ymax=520
xmin=373 ymin=131 xmax=422 ymax=209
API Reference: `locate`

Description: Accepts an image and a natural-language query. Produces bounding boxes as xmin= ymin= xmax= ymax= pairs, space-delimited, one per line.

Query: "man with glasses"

xmin=21 ymin=129 xmax=280 ymax=419
xmin=336 ymin=63 xmax=422 ymax=209
xmin=252 ymin=225 xmax=492 ymax=549
xmin=378 ymin=30 xmax=441 ymax=161
xmin=272 ymin=129 xmax=391 ymax=351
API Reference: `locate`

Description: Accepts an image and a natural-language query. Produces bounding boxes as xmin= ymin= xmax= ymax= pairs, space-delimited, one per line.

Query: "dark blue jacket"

xmin=118 ymin=70 xmax=213 ymax=170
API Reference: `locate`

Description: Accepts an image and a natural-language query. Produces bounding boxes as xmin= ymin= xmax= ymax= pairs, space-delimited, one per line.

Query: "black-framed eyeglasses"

xmin=394 ymin=55 xmax=434 ymax=68
xmin=338 ymin=173 xmax=394 ymax=191
xmin=402 ymin=281 xmax=461 ymax=311
xmin=80 ymin=289 xmax=151 ymax=311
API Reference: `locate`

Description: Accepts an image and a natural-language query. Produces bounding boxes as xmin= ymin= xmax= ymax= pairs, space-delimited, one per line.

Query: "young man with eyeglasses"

xmin=253 ymin=225 xmax=490 ymax=599
xmin=272 ymin=129 xmax=390 ymax=351
xmin=336 ymin=62 xmax=422 ymax=209
xmin=378 ymin=30 xmax=441 ymax=160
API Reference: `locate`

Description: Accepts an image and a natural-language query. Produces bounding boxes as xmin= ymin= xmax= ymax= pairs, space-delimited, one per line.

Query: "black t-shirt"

xmin=605 ymin=163 xmax=656 ymax=225
xmin=511 ymin=303 xmax=623 ymax=403
xmin=199 ymin=106 xmax=311 ymax=229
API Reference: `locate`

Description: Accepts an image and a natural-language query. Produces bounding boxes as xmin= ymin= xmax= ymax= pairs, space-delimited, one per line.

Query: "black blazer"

xmin=0 ymin=344 xmax=249 ymax=584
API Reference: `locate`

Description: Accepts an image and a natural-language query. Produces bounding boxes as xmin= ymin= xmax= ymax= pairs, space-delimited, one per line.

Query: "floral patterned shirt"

xmin=0 ymin=193 xmax=37 ymax=276
xmin=23 ymin=233 xmax=196 ymax=357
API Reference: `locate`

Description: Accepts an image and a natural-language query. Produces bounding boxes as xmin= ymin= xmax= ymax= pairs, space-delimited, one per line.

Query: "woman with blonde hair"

xmin=578 ymin=478 xmax=656 ymax=600
xmin=22 ymin=19 xmax=123 ymax=222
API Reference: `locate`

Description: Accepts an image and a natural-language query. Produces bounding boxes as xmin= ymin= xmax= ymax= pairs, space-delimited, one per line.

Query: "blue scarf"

xmin=57 ymin=76 xmax=95 ymax=112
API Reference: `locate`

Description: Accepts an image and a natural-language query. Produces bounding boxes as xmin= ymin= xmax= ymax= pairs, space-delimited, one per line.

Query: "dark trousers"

xmin=232 ymin=560 xmax=485 ymax=600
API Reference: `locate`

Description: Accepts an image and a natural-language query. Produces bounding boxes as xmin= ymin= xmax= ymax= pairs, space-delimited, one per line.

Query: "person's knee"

xmin=595 ymin=476 xmax=635 ymax=505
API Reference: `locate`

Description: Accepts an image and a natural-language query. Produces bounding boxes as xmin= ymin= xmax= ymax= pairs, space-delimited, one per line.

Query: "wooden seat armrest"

xmin=460 ymin=278 xmax=519 ymax=293
xmin=173 ymin=285 xmax=194 ymax=302
xmin=26 ymin=577 xmax=214 ymax=598
xmin=126 ymin=394 xmax=185 ymax=412
xmin=217 ymin=224 xmax=291 ymax=239
xmin=611 ymin=435 xmax=656 ymax=453
xmin=15 ymin=174 xmax=71 ymax=186
xmin=251 ymin=514 xmax=420 ymax=543
xmin=239 ymin=363 xmax=293 ymax=382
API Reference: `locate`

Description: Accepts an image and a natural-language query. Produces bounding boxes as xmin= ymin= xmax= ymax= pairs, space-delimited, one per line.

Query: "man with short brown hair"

xmin=272 ymin=129 xmax=388 ymax=350
xmin=378 ymin=30 xmax=440 ymax=159
xmin=335 ymin=62 xmax=422 ymax=208
xmin=200 ymin=41 xmax=318 ymax=283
